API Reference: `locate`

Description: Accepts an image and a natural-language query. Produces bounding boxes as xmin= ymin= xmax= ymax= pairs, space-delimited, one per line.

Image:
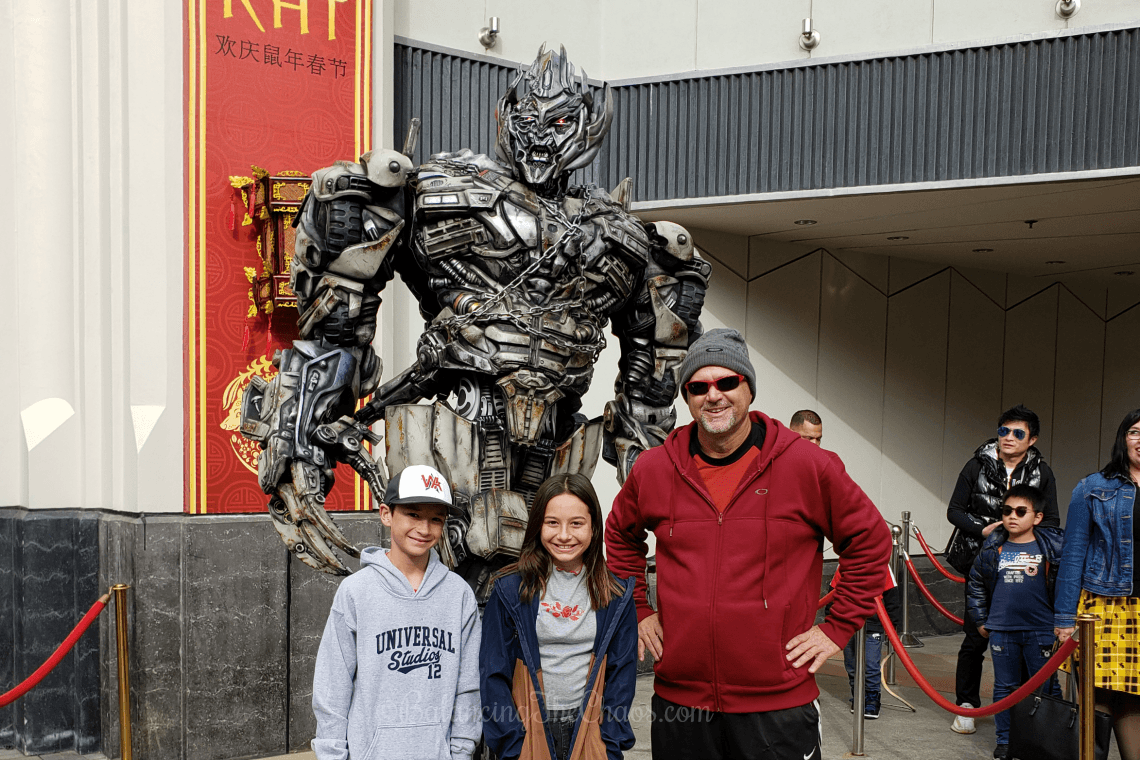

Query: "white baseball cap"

xmin=383 ymin=464 xmax=457 ymax=515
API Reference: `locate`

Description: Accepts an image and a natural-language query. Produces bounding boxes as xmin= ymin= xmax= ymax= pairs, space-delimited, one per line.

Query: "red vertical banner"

xmin=185 ymin=0 xmax=373 ymax=514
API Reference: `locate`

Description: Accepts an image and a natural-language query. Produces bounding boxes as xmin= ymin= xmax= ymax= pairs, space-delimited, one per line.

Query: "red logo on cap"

xmin=421 ymin=474 xmax=443 ymax=492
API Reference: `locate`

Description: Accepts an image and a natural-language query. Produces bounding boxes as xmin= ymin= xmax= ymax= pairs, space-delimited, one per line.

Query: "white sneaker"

xmin=951 ymin=704 xmax=976 ymax=734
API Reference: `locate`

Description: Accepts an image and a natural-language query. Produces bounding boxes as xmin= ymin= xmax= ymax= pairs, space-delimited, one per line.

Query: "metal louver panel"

xmin=395 ymin=28 xmax=1140 ymax=202
xmin=598 ymin=28 xmax=1140 ymax=200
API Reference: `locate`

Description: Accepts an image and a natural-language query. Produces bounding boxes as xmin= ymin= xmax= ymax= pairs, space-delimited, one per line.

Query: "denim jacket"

xmin=1054 ymin=473 xmax=1137 ymax=628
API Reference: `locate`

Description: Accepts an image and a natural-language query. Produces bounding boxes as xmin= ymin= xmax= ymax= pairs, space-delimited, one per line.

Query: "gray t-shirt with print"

xmin=536 ymin=567 xmax=597 ymax=711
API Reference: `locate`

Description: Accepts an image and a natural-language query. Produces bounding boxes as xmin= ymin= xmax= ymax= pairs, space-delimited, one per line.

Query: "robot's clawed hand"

xmin=603 ymin=394 xmax=675 ymax=483
xmin=241 ymin=347 xmax=387 ymax=575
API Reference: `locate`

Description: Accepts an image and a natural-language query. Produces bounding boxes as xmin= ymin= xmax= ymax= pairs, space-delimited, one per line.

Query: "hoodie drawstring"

xmin=761 ymin=468 xmax=769 ymax=609
xmin=670 ymin=467 xmax=679 ymax=537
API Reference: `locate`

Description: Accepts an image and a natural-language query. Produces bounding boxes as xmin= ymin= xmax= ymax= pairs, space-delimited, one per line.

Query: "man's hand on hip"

xmin=638 ymin=613 xmax=664 ymax=662
xmin=785 ymin=625 xmax=840 ymax=673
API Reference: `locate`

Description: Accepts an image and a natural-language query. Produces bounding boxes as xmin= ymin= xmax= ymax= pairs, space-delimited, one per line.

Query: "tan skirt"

xmin=1062 ymin=589 xmax=1140 ymax=695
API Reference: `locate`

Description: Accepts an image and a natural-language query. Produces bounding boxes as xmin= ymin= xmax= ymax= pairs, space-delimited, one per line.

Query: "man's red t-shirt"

xmin=691 ymin=421 xmax=764 ymax=512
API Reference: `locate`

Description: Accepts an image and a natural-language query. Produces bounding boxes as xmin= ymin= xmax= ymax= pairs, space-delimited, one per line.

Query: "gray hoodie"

xmin=312 ymin=547 xmax=481 ymax=760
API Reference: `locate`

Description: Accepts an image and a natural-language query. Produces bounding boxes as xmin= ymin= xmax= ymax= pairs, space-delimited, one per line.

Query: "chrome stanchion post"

xmin=852 ymin=625 xmax=866 ymax=756
xmin=885 ymin=525 xmax=901 ymax=685
xmin=899 ymin=511 xmax=923 ymax=648
xmin=1077 ymin=614 xmax=1099 ymax=760
xmin=112 ymin=584 xmax=133 ymax=760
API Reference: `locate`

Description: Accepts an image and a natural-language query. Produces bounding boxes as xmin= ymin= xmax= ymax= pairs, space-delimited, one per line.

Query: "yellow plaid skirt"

xmin=1061 ymin=589 xmax=1140 ymax=695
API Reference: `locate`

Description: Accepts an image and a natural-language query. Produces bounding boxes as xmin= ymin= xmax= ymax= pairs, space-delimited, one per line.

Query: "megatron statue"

xmin=240 ymin=45 xmax=710 ymax=598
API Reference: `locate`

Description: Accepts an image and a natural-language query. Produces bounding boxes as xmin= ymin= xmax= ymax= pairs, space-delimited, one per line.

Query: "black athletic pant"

xmin=650 ymin=693 xmax=823 ymax=760
xmin=955 ymin=588 xmax=987 ymax=707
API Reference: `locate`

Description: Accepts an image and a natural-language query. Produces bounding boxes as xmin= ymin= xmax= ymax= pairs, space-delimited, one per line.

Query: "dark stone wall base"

xmin=0 ymin=508 xmax=385 ymax=760
xmin=0 ymin=509 xmax=100 ymax=756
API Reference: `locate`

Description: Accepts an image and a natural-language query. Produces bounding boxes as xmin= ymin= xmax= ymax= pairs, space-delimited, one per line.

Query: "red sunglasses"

xmin=684 ymin=374 xmax=746 ymax=397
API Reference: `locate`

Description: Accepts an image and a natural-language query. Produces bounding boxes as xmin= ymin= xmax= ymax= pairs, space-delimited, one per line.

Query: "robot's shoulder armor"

xmin=360 ymin=149 xmax=413 ymax=188
xmin=646 ymin=221 xmax=711 ymax=281
xmin=311 ymin=150 xmax=412 ymax=202
xmin=310 ymin=161 xmax=368 ymax=202
xmin=413 ymin=152 xmax=508 ymax=218
xmin=582 ymin=192 xmax=650 ymax=265
xmin=420 ymin=149 xmax=505 ymax=178
xmin=646 ymin=221 xmax=694 ymax=263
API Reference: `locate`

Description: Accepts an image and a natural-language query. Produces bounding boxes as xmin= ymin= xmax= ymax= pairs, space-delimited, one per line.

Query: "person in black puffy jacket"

xmin=945 ymin=404 xmax=1059 ymax=733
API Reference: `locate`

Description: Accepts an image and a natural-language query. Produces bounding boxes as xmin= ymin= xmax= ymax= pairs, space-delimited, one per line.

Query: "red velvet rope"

xmin=0 ymin=594 xmax=110 ymax=707
xmin=904 ymin=556 xmax=965 ymax=625
xmin=817 ymin=588 xmax=836 ymax=609
xmin=913 ymin=528 xmax=966 ymax=584
xmin=875 ymin=596 xmax=1077 ymax=717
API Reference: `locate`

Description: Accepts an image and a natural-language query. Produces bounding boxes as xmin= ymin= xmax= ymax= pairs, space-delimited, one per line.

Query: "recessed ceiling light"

xmin=793 ymin=219 xmax=817 ymax=226
xmin=1045 ymin=260 xmax=1066 ymax=265
xmin=1114 ymin=270 xmax=1136 ymax=276
xmin=973 ymin=248 xmax=994 ymax=253
xmin=887 ymin=236 xmax=909 ymax=241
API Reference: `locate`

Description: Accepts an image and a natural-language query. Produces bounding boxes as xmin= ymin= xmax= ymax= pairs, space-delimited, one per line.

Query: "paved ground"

xmin=2 ymin=633 xmax=1119 ymax=760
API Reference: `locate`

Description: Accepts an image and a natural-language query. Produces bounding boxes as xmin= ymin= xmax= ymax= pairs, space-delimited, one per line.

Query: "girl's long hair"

xmin=1101 ymin=408 xmax=1140 ymax=483
xmin=497 ymin=473 xmax=624 ymax=610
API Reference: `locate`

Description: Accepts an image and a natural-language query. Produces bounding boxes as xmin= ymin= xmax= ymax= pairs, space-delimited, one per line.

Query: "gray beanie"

xmin=678 ymin=328 xmax=756 ymax=399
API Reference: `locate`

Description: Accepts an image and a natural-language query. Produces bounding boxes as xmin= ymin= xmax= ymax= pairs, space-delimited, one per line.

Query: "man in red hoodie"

xmin=605 ymin=328 xmax=892 ymax=760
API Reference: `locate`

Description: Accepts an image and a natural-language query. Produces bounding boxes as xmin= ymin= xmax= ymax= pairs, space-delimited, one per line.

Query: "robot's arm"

xmin=603 ymin=222 xmax=710 ymax=481
xmin=291 ymin=149 xmax=414 ymax=390
xmin=240 ymin=149 xmax=421 ymax=574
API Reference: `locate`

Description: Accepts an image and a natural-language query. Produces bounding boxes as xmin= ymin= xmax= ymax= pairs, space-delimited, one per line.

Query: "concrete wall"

xmin=1 ymin=0 xmax=185 ymax=514
xmin=691 ymin=229 xmax=1140 ymax=554
xmin=394 ymin=0 xmax=1140 ymax=81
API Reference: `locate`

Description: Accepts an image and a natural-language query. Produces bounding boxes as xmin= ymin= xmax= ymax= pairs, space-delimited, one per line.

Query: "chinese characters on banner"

xmin=186 ymin=0 xmax=373 ymax=513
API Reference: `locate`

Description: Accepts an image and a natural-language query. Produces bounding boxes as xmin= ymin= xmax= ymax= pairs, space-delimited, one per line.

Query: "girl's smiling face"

xmin=540 ymin=492 xmax=592 ymax=573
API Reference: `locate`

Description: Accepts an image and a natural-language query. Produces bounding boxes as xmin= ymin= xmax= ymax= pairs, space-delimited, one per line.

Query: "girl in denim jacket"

xmin=1055 ymin=408 xmax=1140 ymax=760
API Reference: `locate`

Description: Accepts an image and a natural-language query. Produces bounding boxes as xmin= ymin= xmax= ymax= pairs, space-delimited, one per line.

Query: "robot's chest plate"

xmin=413 ymin=169 xmax=648 ymax=300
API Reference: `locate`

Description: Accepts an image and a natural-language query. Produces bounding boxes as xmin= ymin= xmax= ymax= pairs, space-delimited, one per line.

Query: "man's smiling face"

xmin=685 ymin=365 xmax=752 ymax=441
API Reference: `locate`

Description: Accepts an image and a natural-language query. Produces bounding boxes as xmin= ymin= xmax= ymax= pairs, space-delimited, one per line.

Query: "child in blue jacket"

xmin=480 ymin=473 xmax=638 ymax=760
xmin=967 ymin=483 xmax=1063 ymax=760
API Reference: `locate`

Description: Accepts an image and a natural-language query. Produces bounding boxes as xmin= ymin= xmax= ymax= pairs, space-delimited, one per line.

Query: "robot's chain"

xmin=445 ymin=200 xmax=589 ymax=332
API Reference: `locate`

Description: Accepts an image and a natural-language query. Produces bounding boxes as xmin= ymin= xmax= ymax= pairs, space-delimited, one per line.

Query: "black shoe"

xmin=993 ymin=743 xmax=1009 ymax=759
xmin=864 ymin=691 xmax=881 ymax=719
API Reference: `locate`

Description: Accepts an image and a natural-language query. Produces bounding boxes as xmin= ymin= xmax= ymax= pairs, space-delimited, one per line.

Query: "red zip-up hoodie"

xmin=605 ymin=411 xmax=892 ymax=713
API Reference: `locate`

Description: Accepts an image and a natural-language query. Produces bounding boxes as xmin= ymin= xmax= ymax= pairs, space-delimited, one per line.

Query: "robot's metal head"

xmin=495 ymin=44 xmax=613 ymax=192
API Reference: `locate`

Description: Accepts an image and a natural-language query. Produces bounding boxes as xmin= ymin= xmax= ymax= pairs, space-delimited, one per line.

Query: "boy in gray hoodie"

xmin=312 ymin=464 xmax=482 ymax=760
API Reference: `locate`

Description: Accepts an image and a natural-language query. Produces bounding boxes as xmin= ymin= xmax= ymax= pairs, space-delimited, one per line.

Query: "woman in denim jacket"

xmin=1054 ymin=408 xmax=1140 ymax=760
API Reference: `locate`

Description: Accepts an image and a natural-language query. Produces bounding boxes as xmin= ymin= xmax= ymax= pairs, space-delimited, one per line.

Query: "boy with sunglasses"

xmin=945 ymin=404 xmax=1059 ymax=734
xmin=966 ymin=484 xmax=1064 ymax=760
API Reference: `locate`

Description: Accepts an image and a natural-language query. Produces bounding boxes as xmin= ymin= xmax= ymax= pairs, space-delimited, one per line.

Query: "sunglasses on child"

xmin=684 ymin=374 xmax=745 ymax=397
xmin=997 ymin=426 xmax=1028 ymax=440
xmin=1001 ymin=505 xmax=1032 ymax=517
